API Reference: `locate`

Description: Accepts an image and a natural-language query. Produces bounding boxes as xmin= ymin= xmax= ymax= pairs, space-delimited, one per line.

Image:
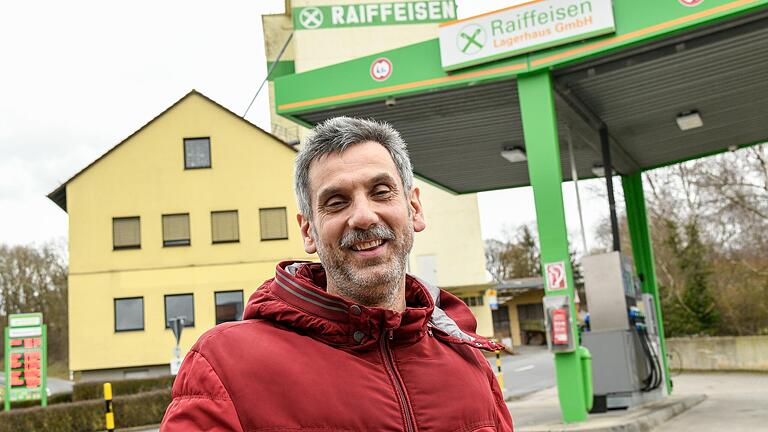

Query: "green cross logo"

xmin=457 ymin=24 xmax=486 ymax=55
xmin=299 ymin=7 xmax=324 ymax=29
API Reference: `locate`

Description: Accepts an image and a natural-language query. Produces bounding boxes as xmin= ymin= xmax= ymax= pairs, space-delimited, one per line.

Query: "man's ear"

xmin=409 ymin=187 xmax=426 ymax=233
xmin=297 ymin=213 xmax=317 ymax=254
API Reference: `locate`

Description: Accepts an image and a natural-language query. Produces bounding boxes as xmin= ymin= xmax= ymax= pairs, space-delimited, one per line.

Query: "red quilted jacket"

xmin=161 ymin=261 xmax=513 ymax=432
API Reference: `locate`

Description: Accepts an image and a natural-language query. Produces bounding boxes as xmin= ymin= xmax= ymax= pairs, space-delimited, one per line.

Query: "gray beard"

xmin=312 ymin=222 xmax=413 ymax=309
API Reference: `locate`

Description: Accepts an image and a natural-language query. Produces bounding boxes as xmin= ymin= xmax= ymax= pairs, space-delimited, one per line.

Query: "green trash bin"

xmin=577 ymin=346 xmax=593 ymax=412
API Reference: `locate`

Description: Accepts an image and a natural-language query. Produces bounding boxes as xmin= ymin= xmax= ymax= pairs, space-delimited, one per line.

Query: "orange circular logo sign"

xmin=370 ymin=58 xmax=393 ymax=81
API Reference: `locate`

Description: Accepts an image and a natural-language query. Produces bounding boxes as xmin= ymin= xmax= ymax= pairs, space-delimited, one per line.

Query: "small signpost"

xmin=4 ymin=312 xmax=47 ymax=411
xmin=486 ymin=288 xmax=499 ymax=311
xmin=168 ymin=317 xmax=185 ymax=376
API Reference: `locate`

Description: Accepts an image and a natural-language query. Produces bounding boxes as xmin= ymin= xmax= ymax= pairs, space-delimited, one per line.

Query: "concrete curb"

xmin=504 ymin=385 xmax=557 ymax=402
xmin=518 ymin=394 xmax=706 ymax=432
xmin=600 ymin=395 xmax=706 ymax=432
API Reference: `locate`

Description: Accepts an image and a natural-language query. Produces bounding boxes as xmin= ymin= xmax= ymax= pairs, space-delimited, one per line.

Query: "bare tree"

xmin=0 ymin=242 xmax=68 ymax=363
xmin=692 ymin=144 xmax=768 ymax=252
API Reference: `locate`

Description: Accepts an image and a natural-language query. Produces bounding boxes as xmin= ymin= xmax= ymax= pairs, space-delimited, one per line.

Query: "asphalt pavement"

xmin=486 ymin=345 xmax=557 ymax=400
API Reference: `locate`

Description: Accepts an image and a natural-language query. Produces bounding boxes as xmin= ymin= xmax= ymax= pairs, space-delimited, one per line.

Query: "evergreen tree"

xmin=659 ymin=219 xmax=719 ymax=336
xmin=485 ymin=224 xmax=541 ymax=282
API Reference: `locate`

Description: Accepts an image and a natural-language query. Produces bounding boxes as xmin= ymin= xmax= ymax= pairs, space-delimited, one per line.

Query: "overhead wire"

xmin=242 ymin=31 xmax=294 ymax=119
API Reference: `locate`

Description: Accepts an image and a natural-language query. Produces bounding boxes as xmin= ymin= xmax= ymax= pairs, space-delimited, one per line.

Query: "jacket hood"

xmin=243 ymin=261 xmax=503 ymax=352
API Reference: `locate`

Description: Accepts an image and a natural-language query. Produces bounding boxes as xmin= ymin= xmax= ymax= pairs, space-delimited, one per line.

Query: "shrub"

xmin=113 ymin=389 xmax=171 ymax=428
xmin=0 ymin=389 xmax=171 ymax=432
xmin=73 ymin=375 xmax=175 ymax=401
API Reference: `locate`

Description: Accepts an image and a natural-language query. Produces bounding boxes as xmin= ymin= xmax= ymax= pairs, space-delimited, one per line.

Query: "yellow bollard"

xmin=495 ymin=350 xmax=505 ymax=390
xmin=104 ymin=382 xmax=115 ymax=432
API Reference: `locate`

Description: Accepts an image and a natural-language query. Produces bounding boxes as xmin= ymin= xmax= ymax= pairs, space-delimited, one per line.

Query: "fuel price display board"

xmin=3 ymin=312 xmax=47 ymax=411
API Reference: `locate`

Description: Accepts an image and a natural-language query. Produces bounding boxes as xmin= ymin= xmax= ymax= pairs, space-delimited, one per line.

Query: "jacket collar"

xmin=243 ymin=261 xmax=503 ymax=352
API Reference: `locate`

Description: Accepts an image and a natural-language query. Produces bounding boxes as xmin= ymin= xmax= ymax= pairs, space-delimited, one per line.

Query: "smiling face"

xmin=298 ymin=141 xmax=426 ymax=311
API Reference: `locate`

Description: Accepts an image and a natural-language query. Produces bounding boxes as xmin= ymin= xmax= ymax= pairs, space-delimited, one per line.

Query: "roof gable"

xmin=47 ymin=90 xmax=295 ymax=212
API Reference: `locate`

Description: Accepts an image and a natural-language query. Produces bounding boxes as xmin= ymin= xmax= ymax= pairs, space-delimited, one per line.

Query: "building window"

xmin=259 ymin=207 xmax=288 ymax=240
xmin=113 ymin=217 xmax=141 ymax=250
xmin=162 ymin=213 xmax=191 ymax=247
xmin=211 ymin=210 xmax=239 ymax=243
xmin=215 ymin=290 xmax=244 ymax=325
xmin=115 ymin=297 xmax=144 ymax=332
xmin=164 ymin=294 xmax=195 ymax=328
xmin=461 ymin=296 xmax=485 ymax=307
xmin=184 ymin=137 xmax=211 ymax=169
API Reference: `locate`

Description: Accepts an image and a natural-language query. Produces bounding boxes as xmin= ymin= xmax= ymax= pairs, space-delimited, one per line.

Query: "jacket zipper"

xmin=380 ymin=329 xmax=417 ymax=432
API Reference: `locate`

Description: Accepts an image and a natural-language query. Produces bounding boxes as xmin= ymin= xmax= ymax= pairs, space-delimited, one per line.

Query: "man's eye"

xmin=373 ymin=187 xmax=392 ymax=197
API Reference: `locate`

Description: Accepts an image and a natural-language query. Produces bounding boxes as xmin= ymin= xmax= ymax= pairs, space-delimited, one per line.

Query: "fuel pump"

xmin=580 ymin=252 xmax=664 ymax=412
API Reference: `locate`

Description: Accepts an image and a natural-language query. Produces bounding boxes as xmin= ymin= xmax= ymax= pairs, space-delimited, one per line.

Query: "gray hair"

xmin=295 ymin=117 xmax=414 ymax=219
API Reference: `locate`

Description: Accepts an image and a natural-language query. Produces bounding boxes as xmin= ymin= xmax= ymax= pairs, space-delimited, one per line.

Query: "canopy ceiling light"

xmin=501 ymin=146 xmax=527 ymax=163
xmin=676 ymin=110 xmax=703 ymax=131
xmin=592 ymin=163 xmax=608 ymax=177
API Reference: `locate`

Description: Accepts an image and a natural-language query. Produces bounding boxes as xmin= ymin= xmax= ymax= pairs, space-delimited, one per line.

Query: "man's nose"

xmin=348 ymin=198 xmax=379 ymax=229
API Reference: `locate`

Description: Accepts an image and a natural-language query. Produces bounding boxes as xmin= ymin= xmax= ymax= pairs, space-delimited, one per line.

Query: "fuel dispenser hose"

xmin=637 ymin=325 xmax=663 ymax=392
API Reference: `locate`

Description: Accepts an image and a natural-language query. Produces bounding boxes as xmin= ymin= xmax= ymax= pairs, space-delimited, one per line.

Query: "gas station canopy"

xmin=274 ymin=0 xmax=768 ymax=422
xmin=274 ymin=1 xmax=768 ymax=194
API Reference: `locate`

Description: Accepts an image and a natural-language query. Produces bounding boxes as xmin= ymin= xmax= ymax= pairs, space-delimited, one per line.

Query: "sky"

xmin=1 ymin=0 xmax=611 ymax=253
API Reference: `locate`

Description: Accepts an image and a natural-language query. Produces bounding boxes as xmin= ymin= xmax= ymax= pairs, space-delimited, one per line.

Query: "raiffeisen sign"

xmin=439 ymin=0 xmax=615 ymax=71
xmin=293 ymin=1 xmax=457 ymax=30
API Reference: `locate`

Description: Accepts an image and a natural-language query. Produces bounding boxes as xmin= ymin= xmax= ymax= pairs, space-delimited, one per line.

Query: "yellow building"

xmin=263 ymin=0 xmax=496 ymax=336
xmin=492 ymin=279 xmax=547 ymax=348
xmin=50 ymin=2 xmax=498 ymax=379
xmin=48 ymin=91 xmax=313 ymax=380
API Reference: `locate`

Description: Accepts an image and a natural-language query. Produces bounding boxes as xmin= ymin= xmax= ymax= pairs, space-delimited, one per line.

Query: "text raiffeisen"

xmin=331 ymin=1 xmax=455 ymax=26
xmin=491 ymin=0 xmax=594 ymax=36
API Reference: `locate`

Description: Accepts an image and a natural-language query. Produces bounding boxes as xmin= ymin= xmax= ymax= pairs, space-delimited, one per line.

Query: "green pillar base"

xmin=555 ymin=352 xmax=589 ymax=423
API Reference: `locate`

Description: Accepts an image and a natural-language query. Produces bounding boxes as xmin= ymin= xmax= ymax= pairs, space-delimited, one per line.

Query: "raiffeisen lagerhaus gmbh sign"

xmin=439 ymin=0 xmax=615 ymax=71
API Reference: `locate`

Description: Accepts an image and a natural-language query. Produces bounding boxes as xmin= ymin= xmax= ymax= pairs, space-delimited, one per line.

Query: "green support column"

xmin=518 ymin=70 xmax=588 ymax=423
xmin=622 ymin=173 xmax=672 ymax=394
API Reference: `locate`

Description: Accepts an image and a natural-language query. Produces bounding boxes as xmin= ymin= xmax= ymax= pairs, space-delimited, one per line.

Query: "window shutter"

xmin=212 ymin=211 xmax=239 ymax=243
xmin=163 ymin=214 xmax=190 ymax=244
xmin=113 ymin=217 xmax=140 ymax=248
xmin=260 ymin=208 xmax=288 ymax=240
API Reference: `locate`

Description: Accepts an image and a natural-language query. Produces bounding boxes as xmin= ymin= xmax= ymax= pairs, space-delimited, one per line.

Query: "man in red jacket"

xmin=161 ymin=117 xmax=513 ymax=431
